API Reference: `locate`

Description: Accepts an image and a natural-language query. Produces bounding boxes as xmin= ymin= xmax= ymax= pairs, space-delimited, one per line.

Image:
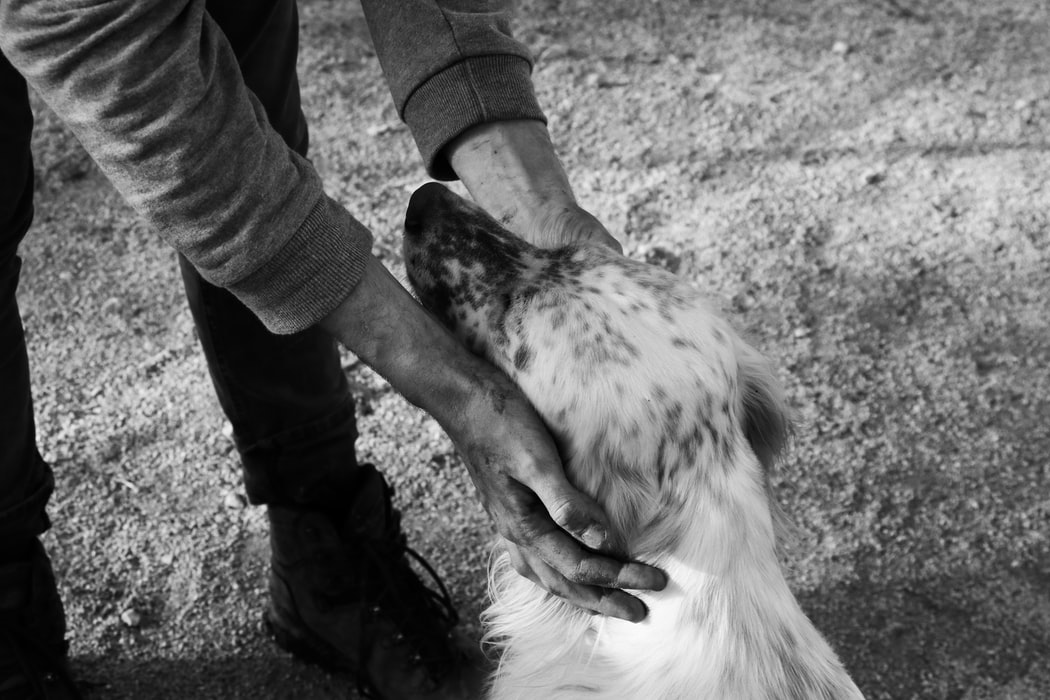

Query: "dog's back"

xmin=403 ymin=183 xmax=864 ymax=700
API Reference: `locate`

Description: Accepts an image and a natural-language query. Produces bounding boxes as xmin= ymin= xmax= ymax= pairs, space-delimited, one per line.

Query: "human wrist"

xmin=445 ymin=120 xmax=578 ymax=237
xmin=318 ymin=254 xmax=482 ymax=426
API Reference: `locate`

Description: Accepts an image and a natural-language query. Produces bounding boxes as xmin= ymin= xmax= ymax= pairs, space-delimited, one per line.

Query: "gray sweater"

xmin=0 ymin=0 xmax=545 ymax=333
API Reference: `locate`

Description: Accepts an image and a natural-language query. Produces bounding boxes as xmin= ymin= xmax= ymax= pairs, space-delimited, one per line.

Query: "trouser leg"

xmin=179 ymin=0 xmax=360 ymax=509
xmin=0 ymin=47 xmax=52 ymax=556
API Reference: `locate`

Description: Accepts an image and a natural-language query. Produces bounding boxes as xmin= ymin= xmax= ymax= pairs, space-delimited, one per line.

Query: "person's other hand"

xmin=526 ymin=200 xmax=623 ymax=253
xmin=445 ymin=120 xmax=622 ymax=253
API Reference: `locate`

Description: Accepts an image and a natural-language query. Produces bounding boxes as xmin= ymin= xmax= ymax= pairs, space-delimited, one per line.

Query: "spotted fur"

xmin=403 ymin=183 xmax=864 ymax=700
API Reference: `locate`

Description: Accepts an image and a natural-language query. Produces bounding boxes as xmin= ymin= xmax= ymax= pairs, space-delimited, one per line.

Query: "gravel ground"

xmin=16 ymin=0 xmax=1050 ymax=698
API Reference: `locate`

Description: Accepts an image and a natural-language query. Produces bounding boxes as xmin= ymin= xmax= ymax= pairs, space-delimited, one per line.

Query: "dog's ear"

xmin=738 ymin=346 xmax=799 ymax=547
xmin=738 ymin=347 xmax=792 ymax=473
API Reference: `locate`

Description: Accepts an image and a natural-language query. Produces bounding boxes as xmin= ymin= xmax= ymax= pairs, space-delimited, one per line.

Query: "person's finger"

xmin=523 ymin=468 xmax=613 ymax=551
xmin=516 ymin=465 xmax=609 ymax=545
xmin=565 ymin=215 xmax=622 ymax=254
xmin=599 ymin=233 xmax=624 ymax=254
xmin=525 ymin=521 xmax=666 ymax=593
xmin=581 ymin=221 xmax=623 ymax=254
xmin=515 ymin=546 xmax=648 ymax=622
xmin=498 ymin=467 xmax=667 ymax=591
xmin=506 ymin=544 xmax=539 ymax=583
xmin=530 ymin=204 xmax=622 ymax=253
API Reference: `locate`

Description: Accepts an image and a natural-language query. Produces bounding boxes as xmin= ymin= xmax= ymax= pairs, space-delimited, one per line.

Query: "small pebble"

xmin=120 ymin=609 xmax=142 ymax=628
xmin=862 ymin=166 xmax=887 ymax=185
xmin=426 ymin=419 xmax=446 ymax=443
xmin=101 ymin=297 xmax=121 ymax=315
xmin=100 ymin=442 xmax=120 ymax=462
xmin=541 ymin=43 xmax=569 ymax=61
xmin=642 ymin=246 xmax=682 ymax=273
xmin=732 ymin=292 xmax=757 ymax=311
xmin=365 ymin=122 xmax=404 ymax=137
xmin=831 ymin=40 xmax=850 ymax=55
xmin=224 ymin=491 xmax=246 ymax=510
xmin=221 ymin=421 xmax=234 ymax=440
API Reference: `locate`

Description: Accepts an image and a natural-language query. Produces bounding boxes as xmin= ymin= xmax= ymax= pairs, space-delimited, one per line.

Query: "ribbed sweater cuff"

xmin=227 ymin=196 xmax=373 ymax=334
xmin=404 ymin=54 xmax=547 ymax=180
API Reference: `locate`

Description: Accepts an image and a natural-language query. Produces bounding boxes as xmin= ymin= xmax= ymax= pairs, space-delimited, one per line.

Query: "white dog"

xmin=403 ymin=183 xmax=865 ymax=700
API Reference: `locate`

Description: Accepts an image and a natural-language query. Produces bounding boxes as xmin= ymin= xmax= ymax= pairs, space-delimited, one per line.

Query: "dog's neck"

xmin=632 ymin=448 xmax=862 ymax=700
xmin=543 ymin=380 xmax=863 ymax=699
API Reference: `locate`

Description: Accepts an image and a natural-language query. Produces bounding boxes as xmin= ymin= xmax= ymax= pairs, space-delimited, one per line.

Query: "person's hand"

xmin=321 ymin=257 xmax=666 ymax=621
xmin=448 ymin=357 xmax=664 ymax=622
xmin=526 ymin=200 xmax=623 ymax=253
xmin=445 ymin=120 xmax=622 ymax=253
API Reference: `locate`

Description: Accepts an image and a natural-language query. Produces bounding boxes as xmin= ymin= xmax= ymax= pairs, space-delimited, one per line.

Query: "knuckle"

xmin=506 ymin=486 xmax=544 ymax=517
xmin=546 ymin=497 xmax=582 ymax=530
xmin=508 ymin=552 xmax=532 ymax=578
xmin=496 ymin=524 xmax=527 ymax=546
xmin=511 ymin=559 xmax=532 ymax=577
xmin=570 ymin=558 xmax=617 ymax=587
xmin=543 ymin=579 xmax=575 ymax=602
xmin=567 ymin=558 xmax=594 ymax=585
xmin=496 ymin=517 xmax=540 ymax=547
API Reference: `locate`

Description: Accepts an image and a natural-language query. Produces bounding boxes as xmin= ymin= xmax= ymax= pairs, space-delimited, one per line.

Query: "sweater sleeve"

xmin=0 ymin=0 xmax=372 ymax=334
xmin=360 ymin=0 xmax=547 ymax=180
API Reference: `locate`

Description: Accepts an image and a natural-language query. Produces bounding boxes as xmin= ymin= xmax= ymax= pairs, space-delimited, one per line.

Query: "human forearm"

xmin=447 ymin=120 xmax=623 ymax=251
xmin=447 ymin=120 xmax=573 ymax=227
xmin=319 ymin=254 xmax=480 ymax=426
xmin=0 ymin=0 xmax=372 ymax=333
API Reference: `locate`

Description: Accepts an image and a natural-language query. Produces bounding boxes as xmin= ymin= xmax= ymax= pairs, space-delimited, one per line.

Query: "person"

xmin=0 ymin=1 xmax=668 ymax=698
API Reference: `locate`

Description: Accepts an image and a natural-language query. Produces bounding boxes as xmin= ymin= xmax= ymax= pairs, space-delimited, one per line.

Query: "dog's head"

xmin=403 ymin=184 xmax=790 ymax=545
xmin=402 ymin=182 xmax=539 ymax=360
xmin=403 ymin=184 xmax=673 ymax=433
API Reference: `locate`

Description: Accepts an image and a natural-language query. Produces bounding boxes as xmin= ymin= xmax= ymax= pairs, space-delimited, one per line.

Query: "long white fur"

xmin=404 ymin=191 xmax=865 ymax=700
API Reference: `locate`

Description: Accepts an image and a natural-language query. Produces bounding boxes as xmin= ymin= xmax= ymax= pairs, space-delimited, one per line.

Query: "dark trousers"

xmin=0 ymin=0 xmax=360 ymax=549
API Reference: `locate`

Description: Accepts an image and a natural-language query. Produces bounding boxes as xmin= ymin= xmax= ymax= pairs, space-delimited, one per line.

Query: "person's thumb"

xmin=530 ymin=472 xmax=613 ymax=551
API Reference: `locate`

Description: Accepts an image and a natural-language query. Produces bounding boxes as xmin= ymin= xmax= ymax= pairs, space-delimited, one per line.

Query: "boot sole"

xmin=264 ymin=566 xmax=359 ymax=676
xmin=263 ymin=604 xmax=357 ymax=676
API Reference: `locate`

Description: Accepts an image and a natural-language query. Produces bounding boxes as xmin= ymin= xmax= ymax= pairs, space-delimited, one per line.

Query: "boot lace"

xmin=329 ymin=479 xmax=462 ymax=698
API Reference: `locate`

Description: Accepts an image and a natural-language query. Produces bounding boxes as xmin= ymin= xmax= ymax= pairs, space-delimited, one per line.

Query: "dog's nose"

xmin=404 ymin=182 xmax=449 ymax=237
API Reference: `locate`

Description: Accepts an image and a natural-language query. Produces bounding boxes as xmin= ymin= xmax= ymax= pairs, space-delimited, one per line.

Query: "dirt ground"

xmin=15 ymin=0 xmax=1049 ymax=698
